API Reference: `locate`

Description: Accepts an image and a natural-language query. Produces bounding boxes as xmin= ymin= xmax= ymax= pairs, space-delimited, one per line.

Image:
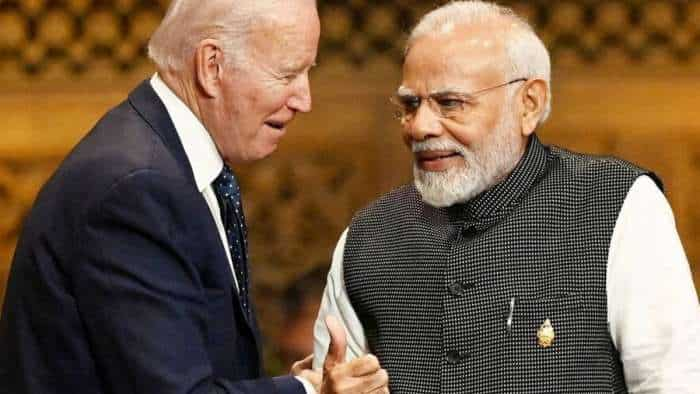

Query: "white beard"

xmin=413 ymin=110 xmax=523 ymax=208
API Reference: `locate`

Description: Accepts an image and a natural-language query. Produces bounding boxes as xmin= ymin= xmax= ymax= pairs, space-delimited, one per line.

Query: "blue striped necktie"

xmin=212 ymin=164 xmax=250 ymax=317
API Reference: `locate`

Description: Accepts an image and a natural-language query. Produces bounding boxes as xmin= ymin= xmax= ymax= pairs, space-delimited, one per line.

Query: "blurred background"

xmin=1 ymin=0 xmax=699 ymax=374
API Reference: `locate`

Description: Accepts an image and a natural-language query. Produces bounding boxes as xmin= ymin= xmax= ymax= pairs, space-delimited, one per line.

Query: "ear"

xmin=194 ymin=39 xmax=225 ymax=98
xmin=518 ymin=79 xmax=548 ymax=137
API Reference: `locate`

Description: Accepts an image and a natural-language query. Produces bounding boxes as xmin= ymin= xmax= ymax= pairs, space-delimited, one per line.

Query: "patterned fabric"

xmin=213 ymin=164 xmax=251 ymax=318
xmin=343 ymin=135 xmax=659 ymax=393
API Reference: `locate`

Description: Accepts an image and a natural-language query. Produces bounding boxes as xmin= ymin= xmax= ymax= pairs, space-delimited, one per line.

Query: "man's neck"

xmin=158 ymin=69 xmax=203 ymax=122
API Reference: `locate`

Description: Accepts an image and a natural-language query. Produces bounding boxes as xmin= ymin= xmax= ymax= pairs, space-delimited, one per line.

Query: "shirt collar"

xmin=150 ymin=73 xmax=223 ymax=192
xmin=447 ymin=134 xmax=550 ymax=227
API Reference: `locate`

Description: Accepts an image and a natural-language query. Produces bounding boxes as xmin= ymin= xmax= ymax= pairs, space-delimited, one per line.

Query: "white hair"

xmin=406 ymin=1 xmax=552 ymax=124
xmin=147 ymin=0 xmax=277 ymax=72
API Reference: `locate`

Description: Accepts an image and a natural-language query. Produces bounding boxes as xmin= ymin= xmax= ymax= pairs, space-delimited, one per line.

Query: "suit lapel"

xmin=127 ymin=80 xmax=197 ymax=186
xmin=127 ymin=80 xmax=262 ymax=346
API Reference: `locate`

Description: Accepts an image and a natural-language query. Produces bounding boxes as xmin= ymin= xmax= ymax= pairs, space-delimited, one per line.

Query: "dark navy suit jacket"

xmin=0 ymin=81 xmax=304 ymax=394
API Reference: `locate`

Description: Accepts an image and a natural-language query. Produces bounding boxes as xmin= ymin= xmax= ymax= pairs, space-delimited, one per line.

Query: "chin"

xmin=413 ymin=164 xmax=489 ymax=208
xmin=256 ymin=144 xmax=280 ymax=161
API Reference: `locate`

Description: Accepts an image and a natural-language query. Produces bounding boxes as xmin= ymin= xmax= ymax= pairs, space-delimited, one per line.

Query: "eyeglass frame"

xmin=390 ymin=78 xmax=528 ymax=123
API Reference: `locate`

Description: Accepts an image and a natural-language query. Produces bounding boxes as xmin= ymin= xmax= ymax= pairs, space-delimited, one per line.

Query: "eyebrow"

xmin=430 ymin=87 xmax=466 ymax=96
xmin=396 ymin=86 xmax=415 ymax=96
xmin=395 ymin=86 xmax=470 ymax=97
xmin=281 ymin=59 xmax=317 ymax=74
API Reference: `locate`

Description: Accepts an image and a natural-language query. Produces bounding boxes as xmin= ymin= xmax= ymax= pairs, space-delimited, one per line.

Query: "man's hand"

xmin=320 ymin=315 xmax=389 ymax=394
xmin=292 ymin=354 xmax=322 ymax=389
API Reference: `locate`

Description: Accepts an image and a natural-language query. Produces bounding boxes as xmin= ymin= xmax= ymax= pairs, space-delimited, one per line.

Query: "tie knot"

xmin=214 ymin=164 xmax=240 ymax=198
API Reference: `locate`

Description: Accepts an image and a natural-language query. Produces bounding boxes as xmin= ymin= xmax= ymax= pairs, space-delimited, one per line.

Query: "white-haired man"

xmin=0 ymin=1 xmax=388 ymax=393
xmin=313 ymin=1 xmax=700 ymax=392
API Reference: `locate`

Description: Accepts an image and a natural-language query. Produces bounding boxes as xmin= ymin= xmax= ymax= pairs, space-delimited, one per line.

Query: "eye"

xmin=435 ymin=98 xmax=465 ymax=110
xmin=399 ymin=96 xmax=421 ymax=113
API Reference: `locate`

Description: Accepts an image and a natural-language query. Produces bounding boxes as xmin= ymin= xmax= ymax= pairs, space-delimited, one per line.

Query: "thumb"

xmin=323 ymin=315 xmax=347 ymax=370
xmin=290 ymin=354 xmax=314 ymax=375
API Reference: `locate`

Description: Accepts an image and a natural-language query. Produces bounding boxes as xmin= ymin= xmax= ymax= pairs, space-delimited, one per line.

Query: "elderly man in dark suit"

xmin=0 ymin=1 xmax=388 ymax=393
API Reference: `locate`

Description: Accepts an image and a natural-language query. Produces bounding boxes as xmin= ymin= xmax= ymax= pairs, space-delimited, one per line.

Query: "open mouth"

xmin=265 ymin=121 xmax=286 ymax=130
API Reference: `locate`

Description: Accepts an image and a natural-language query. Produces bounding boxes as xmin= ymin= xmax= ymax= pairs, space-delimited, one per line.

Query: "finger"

xmin=347 ymin=354 xmax=381 ymax=377
xmin=327 ymin=354 xmax=381 ymax=386
xmin=291 ymin=354 xmax=314 ymax=375
xmin=358 ymin=368 xmax=389 ymax=393
xmin=298 ymin=354 xmax=314 ymax=369
xmin=363 ymin=385 xmax=389 ymax=393
xmin=323 ymin=315 xmax=347 ymax=370
xmin=296 ymin=369 xmax=322 ymax=390
xmin=331 ymin=368 xmax=388 ymax=394
xmin=364 ymin=386 xmax=390 ymax=394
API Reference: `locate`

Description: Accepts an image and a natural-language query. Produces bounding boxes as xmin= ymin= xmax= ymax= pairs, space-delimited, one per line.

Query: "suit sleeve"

xmin=71 ymin=168 xmax=304 ymax=394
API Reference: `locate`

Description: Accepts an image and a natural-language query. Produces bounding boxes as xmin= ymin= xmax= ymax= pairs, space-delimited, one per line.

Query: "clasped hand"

xmin=291 ymin=316 xmax=389 ymax=394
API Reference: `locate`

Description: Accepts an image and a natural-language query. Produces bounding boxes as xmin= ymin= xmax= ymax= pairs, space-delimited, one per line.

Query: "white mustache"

xmin=412 ymin=139 xmax=466 ymax=155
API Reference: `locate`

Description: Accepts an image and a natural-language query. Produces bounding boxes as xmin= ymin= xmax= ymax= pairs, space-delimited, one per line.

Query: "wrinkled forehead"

xmin=401 ymin=25 xmax=508 ymax=94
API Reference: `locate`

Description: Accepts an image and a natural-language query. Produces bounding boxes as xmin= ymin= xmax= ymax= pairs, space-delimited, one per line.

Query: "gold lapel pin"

xmin=537 ymin=319 xmax=555 ymax=348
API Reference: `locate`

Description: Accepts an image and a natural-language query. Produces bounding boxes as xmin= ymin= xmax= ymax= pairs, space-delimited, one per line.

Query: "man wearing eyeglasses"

xmin=313 ymin=1 xmax=699 ymax=393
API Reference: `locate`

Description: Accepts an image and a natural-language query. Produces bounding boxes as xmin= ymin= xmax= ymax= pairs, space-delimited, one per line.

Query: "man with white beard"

xmin=312 ymin=1 xmax=699 ymax=393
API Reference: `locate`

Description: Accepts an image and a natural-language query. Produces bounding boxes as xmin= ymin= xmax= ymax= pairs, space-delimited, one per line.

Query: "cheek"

xmin=401 ymin=126 xmax=413 ymax=146
xmin=247 ymin=91 xmax=262 ymax=109
xmin=257 ymin=82 xmax=289 ymax=108
xmin=447 ymin=107 xmax=502 ymax=147
xmin=227 ymin=95 xmax=262 ymax=135
xmin=235 ymin=89 xmax=260 ymax=116
xmin=439 ymin=120 xmax=478 ymax=147
xmin=270 ymin=91 xmax=293 ymax=112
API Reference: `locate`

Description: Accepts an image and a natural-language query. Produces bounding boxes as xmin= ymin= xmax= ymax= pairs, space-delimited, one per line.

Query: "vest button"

xmin=446 ymin=349 xmax=468 ymax=364
xmin=461 ymin=224 xmax=477 ymax=237
xmin=448 ymin=281 xmax=466 ymax=297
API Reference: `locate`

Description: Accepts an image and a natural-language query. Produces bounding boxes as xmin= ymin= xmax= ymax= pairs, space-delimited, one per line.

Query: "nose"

xmin=403 ymin=101 xmax=443 ymax=142
xmin=287 ymin=72 xmax=312 ymax=113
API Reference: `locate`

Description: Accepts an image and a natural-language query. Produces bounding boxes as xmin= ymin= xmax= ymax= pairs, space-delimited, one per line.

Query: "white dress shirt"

xmin=151 ymin=74 xmax=316 ymax=394
xmin=313 ymin=175 xmax=700 ymax=393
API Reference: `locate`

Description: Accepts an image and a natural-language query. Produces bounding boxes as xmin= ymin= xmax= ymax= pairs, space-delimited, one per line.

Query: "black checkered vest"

xmin=344 ymin=135 xmax=660 ymax=393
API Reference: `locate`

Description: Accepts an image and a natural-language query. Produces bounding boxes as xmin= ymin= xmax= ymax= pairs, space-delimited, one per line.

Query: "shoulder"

xmin=33 ymin=98 xmax=189 ymax=223
xmin=75 ymin=98 xmax=183 ymax=180
xmin=548 ymin=145 xmax=662 ymax=190
xmin=549 ymin=145 xmax=655 ymax=180
xmin=348 ymin=184 xmax=433 ymax=234
xmin=72 ymin=100 xmax=172 ymax=178
xmin=354 ymin=184 xmax=420 ymax=218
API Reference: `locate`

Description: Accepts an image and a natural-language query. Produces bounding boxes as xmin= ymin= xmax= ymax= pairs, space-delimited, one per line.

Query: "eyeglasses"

xmin=390 ymin=78 xmax=527 ymax=123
